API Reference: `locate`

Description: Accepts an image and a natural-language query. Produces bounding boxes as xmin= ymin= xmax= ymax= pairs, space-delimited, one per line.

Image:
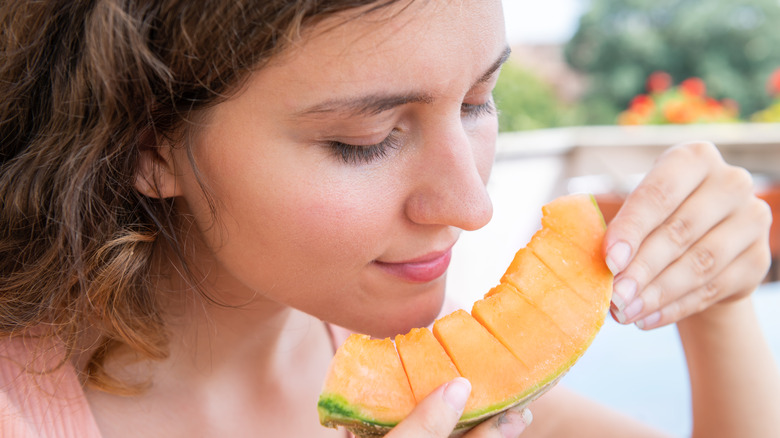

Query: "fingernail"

xmin=622 ymin=297 xmax=644 ymax=321
xmin=613 ymin=307 xmax=627 ymax=324
xmin=498 ymin=408 xmax=532 ymax=437
xmin=606 ymin=241 xmax=631 ymax=275
xmin=612 ymin=278 xmax=637 ymax=311
xmin=636 ymin=311 xmax=661 ymax=330
xmin=443 ymin=378 xmax=471 ymax=414
xmin=521 ymin=408 xmax=533 ymax=426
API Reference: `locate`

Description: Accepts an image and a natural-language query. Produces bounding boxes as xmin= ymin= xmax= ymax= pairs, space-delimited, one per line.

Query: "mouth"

xmin=372 ymin=247 xmax=454 ymax=284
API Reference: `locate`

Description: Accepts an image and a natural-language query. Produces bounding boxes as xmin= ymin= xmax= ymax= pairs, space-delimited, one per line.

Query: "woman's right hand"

xmin=386 ymin=378 xmax=532 ymax=438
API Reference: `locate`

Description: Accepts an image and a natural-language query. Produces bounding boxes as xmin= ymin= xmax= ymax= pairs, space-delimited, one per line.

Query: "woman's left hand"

xmin=603 ymin=141 xmax=773 ymax=329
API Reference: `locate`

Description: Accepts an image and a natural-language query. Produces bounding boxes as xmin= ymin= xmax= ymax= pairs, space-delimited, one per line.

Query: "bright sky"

xmin=501 ymin=0 xmax=587 ymax=44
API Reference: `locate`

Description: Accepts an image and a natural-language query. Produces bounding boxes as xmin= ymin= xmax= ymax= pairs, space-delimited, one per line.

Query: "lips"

xmin=373 ymin=248 xmax=453 ymax=283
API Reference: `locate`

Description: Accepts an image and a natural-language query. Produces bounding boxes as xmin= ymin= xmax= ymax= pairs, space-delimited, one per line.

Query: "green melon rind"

xmin=318 ymin=316 xmax=605 ymax=438
xmin=589 ymin=193 xmax=608 ymax=229
xmin=318 ymin=372 xmax=566 ymax=438
xmin=318 ymin=394 xmax=396 ymax=438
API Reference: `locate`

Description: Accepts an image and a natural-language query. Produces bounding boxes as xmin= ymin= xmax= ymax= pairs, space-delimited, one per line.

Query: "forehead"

xmin=252 ymin=0 xmax=506 ymax=105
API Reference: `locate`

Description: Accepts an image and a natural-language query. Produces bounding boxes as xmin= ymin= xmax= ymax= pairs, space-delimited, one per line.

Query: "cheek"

xmin=192 ymin=152 xmax=397 ymax=301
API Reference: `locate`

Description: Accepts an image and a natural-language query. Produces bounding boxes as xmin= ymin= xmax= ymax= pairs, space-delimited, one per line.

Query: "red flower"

xmin=629 ymin=94 xmax=655 ymax=115
xmin=680 ymin=77 xmax=706 ymax=97
xmin=768 ymin=68 xmax=780 ymax=97
xmin=646 ymin=71 xmax=672 ymax=94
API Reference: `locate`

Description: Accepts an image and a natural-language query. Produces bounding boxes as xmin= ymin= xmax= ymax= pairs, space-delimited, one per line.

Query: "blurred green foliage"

xmin=564 ymin=0 xmax=780 ymax=124
xmin=493 ymin=62 xmax=584 ymax=132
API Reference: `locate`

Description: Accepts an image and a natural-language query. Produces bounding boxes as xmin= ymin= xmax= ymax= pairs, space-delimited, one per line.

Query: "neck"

xmin=158 ymin=266 xmax=329 ymax=384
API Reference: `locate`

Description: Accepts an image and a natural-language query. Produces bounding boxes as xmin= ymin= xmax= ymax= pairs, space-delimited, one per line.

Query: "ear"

xmin=134 ymin=140 xmax=183 ymax=199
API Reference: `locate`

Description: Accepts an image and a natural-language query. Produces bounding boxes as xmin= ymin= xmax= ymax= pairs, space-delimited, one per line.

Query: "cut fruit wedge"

xmin=318 ymin=194 xmax=613 ymax=437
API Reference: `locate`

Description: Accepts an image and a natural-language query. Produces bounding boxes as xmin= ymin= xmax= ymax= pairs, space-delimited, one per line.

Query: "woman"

xmin=1 ymin=0 xmax=778 ymax=437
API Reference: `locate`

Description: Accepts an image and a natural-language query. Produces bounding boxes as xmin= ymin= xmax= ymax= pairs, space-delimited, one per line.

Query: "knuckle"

xmin=700 ymin=281 xmax=720 ymax=302
xmin=611 ymin=213 xmax=645 ymax=245
xmin=752 ymin=198 xmax=773 ymax=229
xmin=750 ymin=241 xmax=773 ymax=277
xmin=687 ymin=245 xmax=717 ymax=278
xmin=635 ymin=179 xmax=673 ymax=212
xmin=668 ymin=141 xmax=718 ymax=163
xmin=663 ymin=216 xmax=694 ymax=248
xmin=724 ymin=165 xmax=753 ymax=194
xmin=687 ymin=141 xmax=720 ymax=160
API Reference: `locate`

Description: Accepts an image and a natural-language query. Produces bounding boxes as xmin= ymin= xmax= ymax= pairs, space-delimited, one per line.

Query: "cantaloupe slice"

xmin=494 ymin=248 xmax=594 ymax=342
xmin=529 ymin=227 xmax=613 ymax=311
xmin=472 ymin=287 xmax=576 ymax=382
xmin=432 ymin=310 xmax=532 ymax=427
xmin=318 ymin=194 xmax=613 ymax=437
xmin=318 ymin=335 xmax=416 ymax=435
xmin=395 ymin=328 xmax=461 ymax=404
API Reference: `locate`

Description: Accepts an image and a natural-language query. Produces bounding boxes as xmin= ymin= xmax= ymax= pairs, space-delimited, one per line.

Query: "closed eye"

xmin=462 ymin=100 xmax=496 ymax=118
xmin=326 ymin=129 xmax=402 ymax=165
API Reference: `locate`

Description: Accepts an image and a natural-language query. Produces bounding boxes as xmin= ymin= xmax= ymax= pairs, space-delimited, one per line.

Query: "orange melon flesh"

xmin=432 ymin=310 xmax=532 ymax=422
xmin=529 ymin=227 xmax=613 ymax=312
xmin=472 ymin=288 xmax=576 ymax=383
xmin=318 ymin=194 xmax=613 ymax=437
xmin=395 ymin=328 xmax=461 ymax=404
xmin=495 ymin=249 xmax=592 ymax=342
xmin=318 ymin=334 xmax=416 ymax=435
xmin=541 ymin=194 xmax=606 ymax=257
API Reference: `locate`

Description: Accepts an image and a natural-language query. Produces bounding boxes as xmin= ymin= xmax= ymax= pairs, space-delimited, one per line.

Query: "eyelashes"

xmin=327 ymin=129 xmax=403 ymax=165
xmin=327 ymin=99 xmax=496 ymax=165
xmin=461 ymin=99 xmax=496 ymax=118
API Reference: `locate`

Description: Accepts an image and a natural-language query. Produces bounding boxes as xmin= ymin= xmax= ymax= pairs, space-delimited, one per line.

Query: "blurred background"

xmin=498 ymin=0 xmax=780 ymax=129
xmin=446 ymin=1 xmax=780 ymax=436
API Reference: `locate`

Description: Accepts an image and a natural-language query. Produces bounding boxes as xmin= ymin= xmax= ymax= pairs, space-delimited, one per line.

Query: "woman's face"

xmin=170 ymin=0 xmax=507 ymax=337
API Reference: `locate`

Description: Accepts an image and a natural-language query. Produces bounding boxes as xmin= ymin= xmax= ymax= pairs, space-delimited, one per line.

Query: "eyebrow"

xmin=294 ymin=46 xmax=512 ymax=119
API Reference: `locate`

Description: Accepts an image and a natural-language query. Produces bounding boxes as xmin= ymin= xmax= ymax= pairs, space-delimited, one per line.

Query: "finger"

xmin=609 ymin=166 xmax=750 ymax=311
xmin=635 ymin=238 xmax=772 ymax=330
xmin=615 ymin=197 xmax=770 ymax=325
xmin=462 ymin=406 xmax=532 ymax=438
xmin=603 ymin=142 xmax=722 ymax=275
xmin=387 ymin=378 xmax=471 ymax=438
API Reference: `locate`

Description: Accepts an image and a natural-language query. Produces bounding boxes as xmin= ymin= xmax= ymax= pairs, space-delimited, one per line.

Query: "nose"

xmin=404 ymin=119 xmax=494 ymax=231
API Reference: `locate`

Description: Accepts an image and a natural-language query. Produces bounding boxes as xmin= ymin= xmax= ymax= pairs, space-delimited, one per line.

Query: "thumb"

xmin=387 ymin=377 xmax=471 ymax=438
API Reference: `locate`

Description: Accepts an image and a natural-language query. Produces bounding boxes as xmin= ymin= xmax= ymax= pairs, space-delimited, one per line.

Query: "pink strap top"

xmin=0 ymin=336 xmax=101 ymax=438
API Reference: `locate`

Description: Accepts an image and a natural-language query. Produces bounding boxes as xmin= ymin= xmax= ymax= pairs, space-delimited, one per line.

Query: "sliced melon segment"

xmin=541 ymin=193 xmax=606 ymax=256
xmin=432 ymin=310 xmax=532 ymax=423
xmin=496 ymin=249 xmax=593 ymax=341
xmin=318 ymin=194 xmax=613 ymax=437
xmin=528 ymin=226 xmax=613 ymax=311
xmin=472 ymin=287 xmax=576 ymax=382
xmin=318 ymin=334 xmax=416 ymax=436
xmin=395 ymin=328 xmax=461 ymax=404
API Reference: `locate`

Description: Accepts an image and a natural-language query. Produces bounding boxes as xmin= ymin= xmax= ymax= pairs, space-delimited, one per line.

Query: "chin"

xmin=361 ymin=282 xmax=447 ymax=339
xmin=318 ymin=275 xmax=449 ymax=338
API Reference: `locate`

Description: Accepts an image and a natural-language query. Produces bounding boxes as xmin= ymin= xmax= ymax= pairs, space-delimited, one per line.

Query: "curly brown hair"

xmin=0 ymin=0 xmax=405 ymax=393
